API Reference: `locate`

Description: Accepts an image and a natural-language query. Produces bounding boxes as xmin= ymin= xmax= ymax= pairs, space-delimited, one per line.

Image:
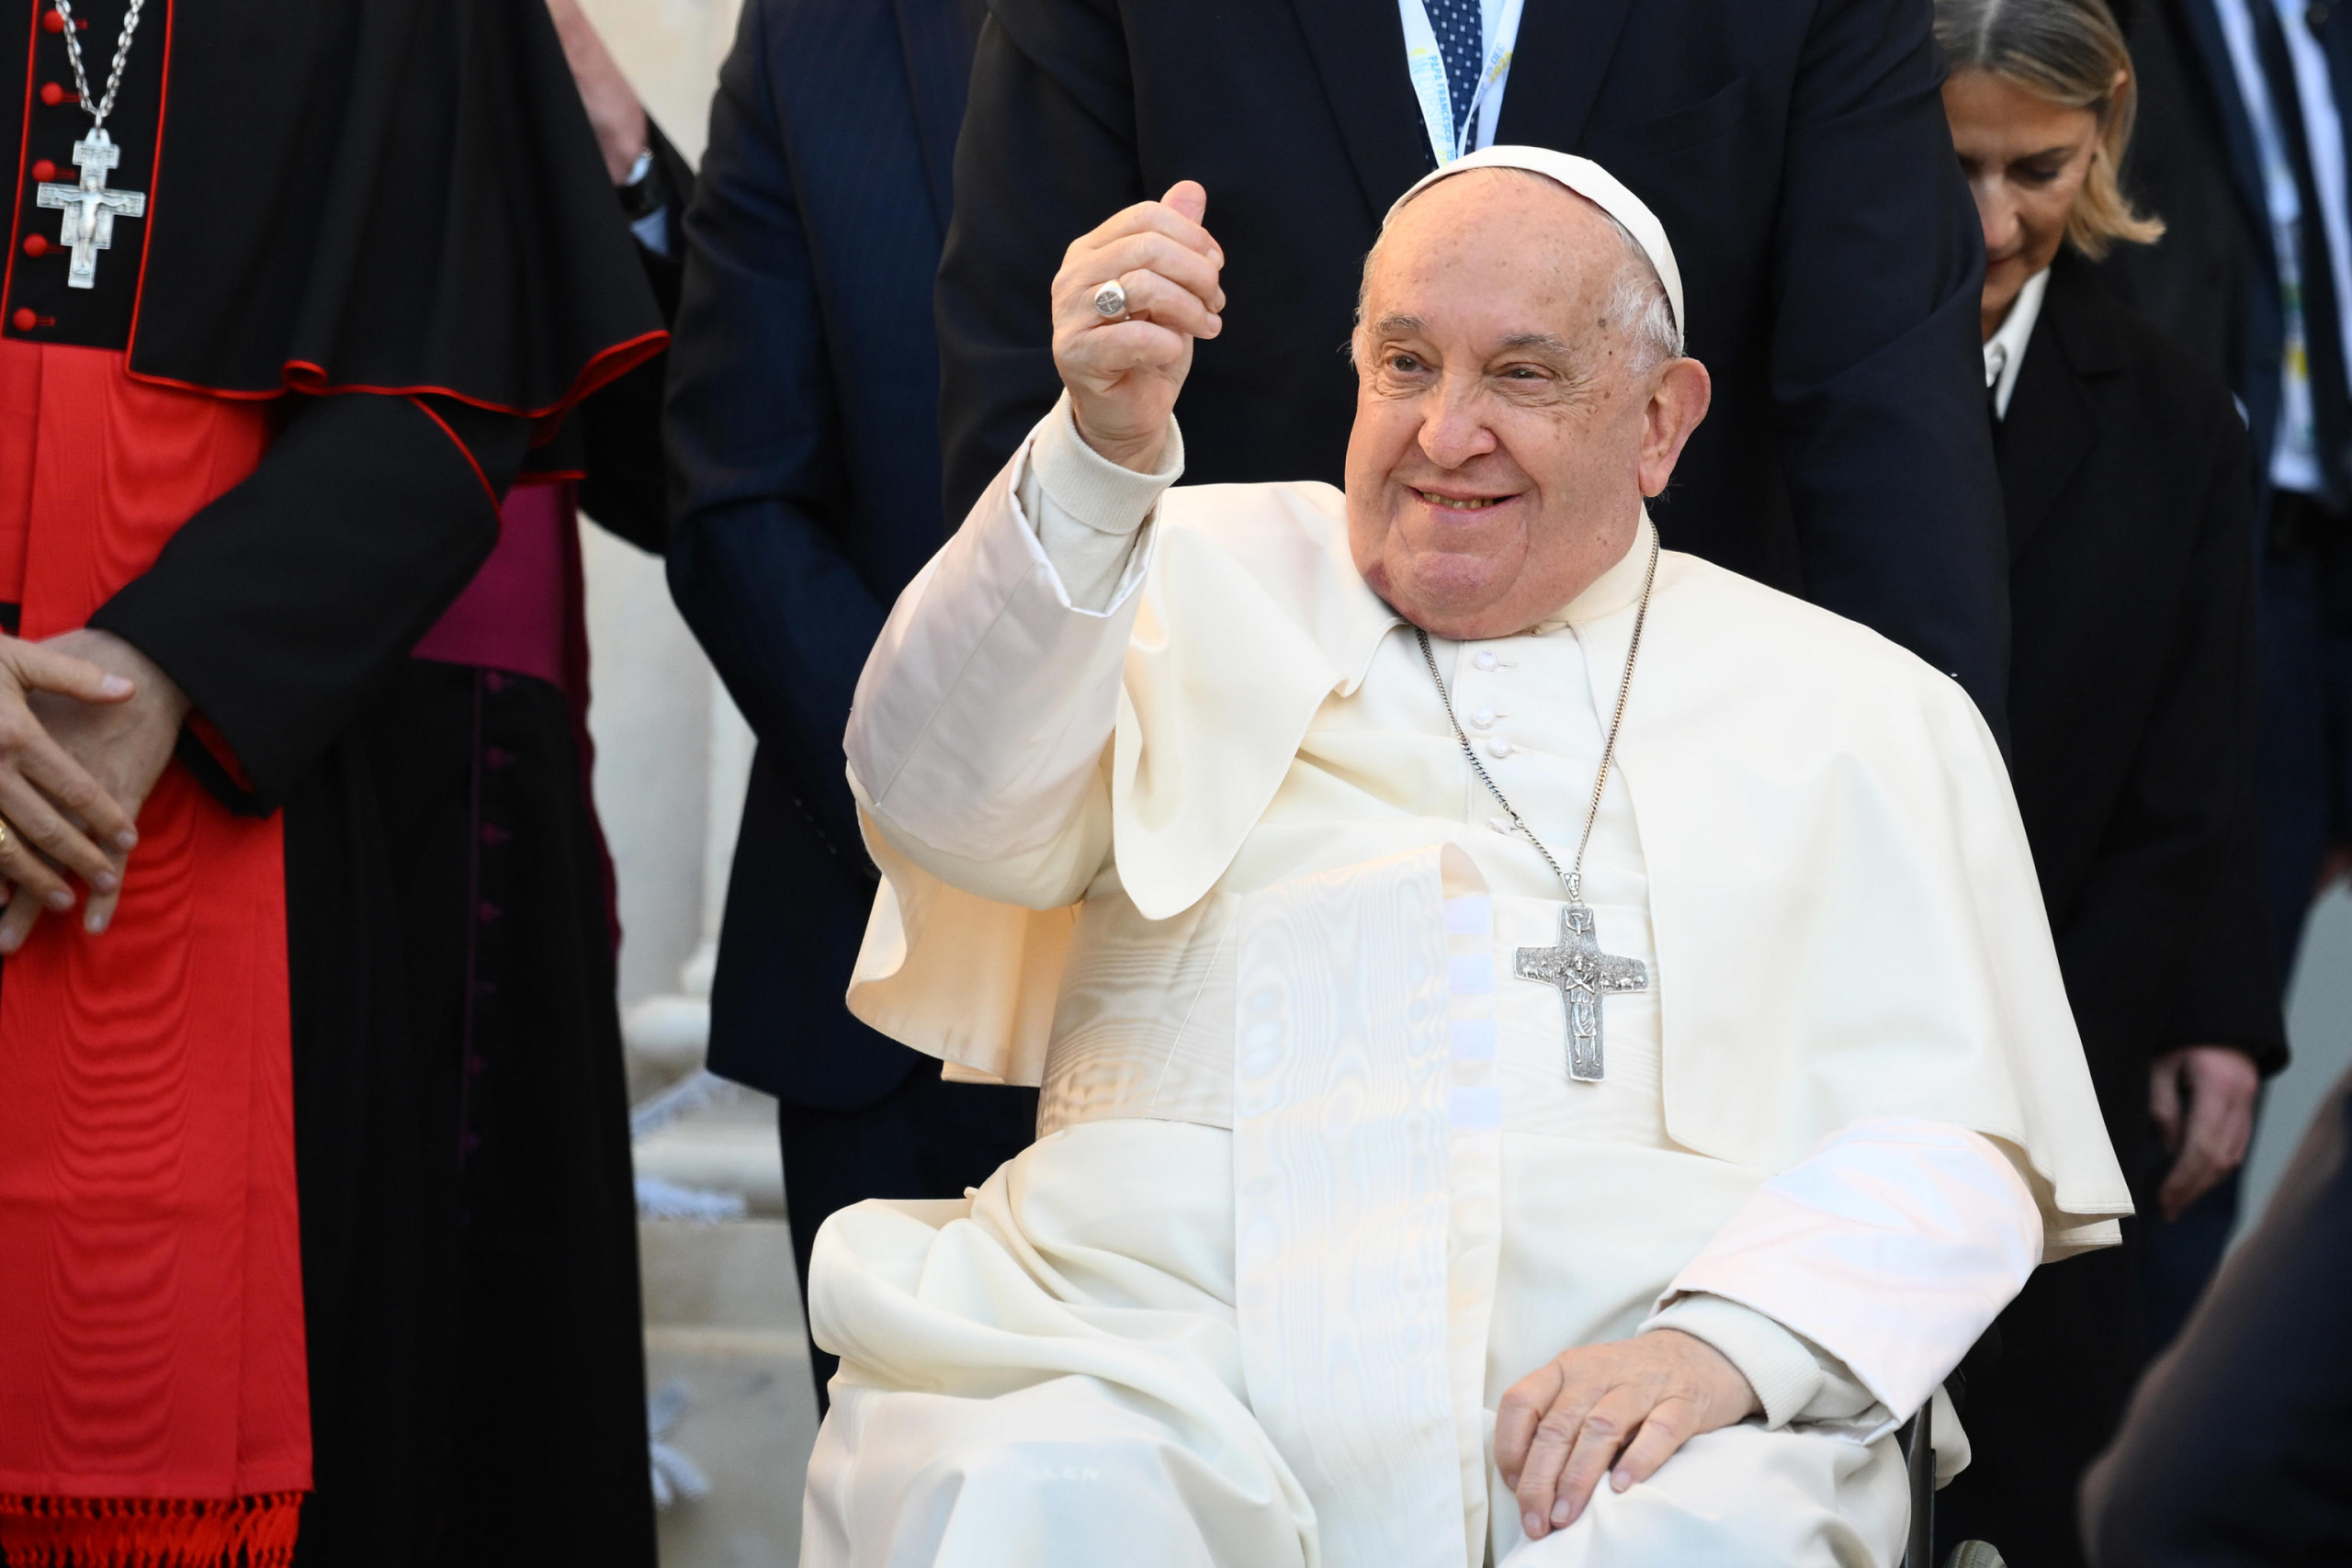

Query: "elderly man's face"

xmin=1345 ymin=172 xmax=1710 ymax=639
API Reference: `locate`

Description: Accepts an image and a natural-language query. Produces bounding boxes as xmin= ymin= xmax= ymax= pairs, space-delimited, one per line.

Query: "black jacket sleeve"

xmin=2162 ymin=795 xmax=2289 ymax=1075
xmin=575 ymin=118 xmax=695 ymax=554
xmin=2081 ymin=1066 xmax=2352 ymax=1563
xmin=663 ymin=0 xmax=887 ymax=870
xmin=2051 ymin=401 xmax=2278 ymax=1101
xmin=90 ymin=392 xmax=527 ymax=813
xmin=1764 ymin=0 xmax=2012 ymax=732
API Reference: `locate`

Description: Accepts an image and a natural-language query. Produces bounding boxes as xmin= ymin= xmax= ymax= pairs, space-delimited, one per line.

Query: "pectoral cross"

xmin=1515 ymin=903 xmax=1648 ymax=1082
xmin=35 ymin=129 xmax=146 ymax=290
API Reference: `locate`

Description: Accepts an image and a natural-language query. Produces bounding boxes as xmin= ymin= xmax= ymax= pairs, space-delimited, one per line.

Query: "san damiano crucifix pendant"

xmin=36 ymin=130 xmax=146 ymax=289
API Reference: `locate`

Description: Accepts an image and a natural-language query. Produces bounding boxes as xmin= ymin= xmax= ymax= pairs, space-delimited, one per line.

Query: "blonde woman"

xmin=1931 ymin=1 xmax=2284 ymax=1564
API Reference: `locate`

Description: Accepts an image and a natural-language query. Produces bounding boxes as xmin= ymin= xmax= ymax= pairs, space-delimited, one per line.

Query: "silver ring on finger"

xmin=1091 ymin=278 xmax=1129 ymax=321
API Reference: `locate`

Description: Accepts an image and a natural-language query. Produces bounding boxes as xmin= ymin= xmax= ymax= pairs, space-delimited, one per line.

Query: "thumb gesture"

xmin=1051 ymin=180 xmax=1225 ymax=472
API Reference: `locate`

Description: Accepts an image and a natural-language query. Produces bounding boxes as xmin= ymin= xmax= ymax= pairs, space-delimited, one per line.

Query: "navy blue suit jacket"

xmin=667 ymin=0 xmax=983 ymax=1109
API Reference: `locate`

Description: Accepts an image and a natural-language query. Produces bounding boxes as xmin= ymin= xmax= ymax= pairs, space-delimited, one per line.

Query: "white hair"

xmin=1352 ymin=169 xmax=1684 ymax=376
xmin=1595 ymin=209 xmax=1684 ymax=375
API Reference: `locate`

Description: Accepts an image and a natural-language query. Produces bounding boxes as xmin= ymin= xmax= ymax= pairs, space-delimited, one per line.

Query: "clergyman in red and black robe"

xmin=0 ymin=2 xmax=669 ymax=1562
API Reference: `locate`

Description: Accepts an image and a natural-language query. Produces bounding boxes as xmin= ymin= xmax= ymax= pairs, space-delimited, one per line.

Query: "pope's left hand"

xmin=1496 ymin=1328 xmax=1758 ymax=1544
xmin=0 ymin=628 xmax=189 ymax=949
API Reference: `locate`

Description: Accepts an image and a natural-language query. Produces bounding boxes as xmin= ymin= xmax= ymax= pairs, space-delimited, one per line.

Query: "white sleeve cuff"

xmin=1641 ymin=1294 xmax=1823 ymax=1429
xmin=1031 ymin=390 xmax=1185 ymax=535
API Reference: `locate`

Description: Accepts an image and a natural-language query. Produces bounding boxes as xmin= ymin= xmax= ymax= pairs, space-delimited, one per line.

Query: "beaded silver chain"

xmin=1414 ymin=532 xmax=1660 ymax=906
xmin=51 ymin=0 xmax=145 ymax=130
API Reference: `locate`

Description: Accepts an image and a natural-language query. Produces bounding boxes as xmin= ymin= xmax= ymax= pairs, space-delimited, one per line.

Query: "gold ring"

xmin=0 ymin=818 xmax=13 ymax=854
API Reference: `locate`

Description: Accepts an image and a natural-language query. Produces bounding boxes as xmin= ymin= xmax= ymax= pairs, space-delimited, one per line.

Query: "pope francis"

xmin=800 ymin=146 xmax=2129 ymax=1568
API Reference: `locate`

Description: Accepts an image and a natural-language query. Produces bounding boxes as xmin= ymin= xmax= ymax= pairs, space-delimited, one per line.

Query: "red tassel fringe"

xmin=0 ymin=1492 xmax=303 ymax=1568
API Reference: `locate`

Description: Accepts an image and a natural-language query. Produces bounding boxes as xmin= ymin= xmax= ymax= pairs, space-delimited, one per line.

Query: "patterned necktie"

xmin=1424 ymin=0 xmax=1486 ymax=152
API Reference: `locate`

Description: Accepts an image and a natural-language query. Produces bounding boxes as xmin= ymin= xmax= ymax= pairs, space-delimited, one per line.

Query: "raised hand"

xmin=1495 ymin=1328 xmax=1759 ymax=1543
xmin=1050 ymin=180 xmax=1225 ymax=472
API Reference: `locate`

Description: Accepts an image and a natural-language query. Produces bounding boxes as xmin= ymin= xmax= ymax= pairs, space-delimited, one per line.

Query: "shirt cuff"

xmin=1032 ymin=390 xmax=1184 ymax=536
xmin=1641 ymin=1293 xmax=1824 ymax=1430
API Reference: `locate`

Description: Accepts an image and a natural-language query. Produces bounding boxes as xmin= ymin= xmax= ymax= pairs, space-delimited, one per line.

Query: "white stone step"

xmin=641 ymin=1218 xmax=819 ymax=1567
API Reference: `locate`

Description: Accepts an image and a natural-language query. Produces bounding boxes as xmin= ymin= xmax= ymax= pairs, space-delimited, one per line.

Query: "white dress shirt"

xmin=1983 ymin=265 xmax=2051 ymax=423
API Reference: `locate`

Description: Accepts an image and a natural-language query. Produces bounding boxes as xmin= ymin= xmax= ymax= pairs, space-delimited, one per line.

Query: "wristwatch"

xmin=617 ymin=147 xmax=668 ymax=222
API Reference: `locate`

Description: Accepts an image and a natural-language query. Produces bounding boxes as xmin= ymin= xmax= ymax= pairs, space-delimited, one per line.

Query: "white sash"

xmin=1234 ymin=845 xmax=1501 ymax=1568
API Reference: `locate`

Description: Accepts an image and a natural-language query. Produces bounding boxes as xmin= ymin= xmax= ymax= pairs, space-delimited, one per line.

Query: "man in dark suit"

xmin=2103 ymin=0 xmax=2352 ymax=982
xmin=935 ymin=0 xmax=2012 ymax=729
xmin=2096 ymin=0 xmax=2351 ymax=1340
xmin=665 ymin=0 xmax=1038 ymax=1408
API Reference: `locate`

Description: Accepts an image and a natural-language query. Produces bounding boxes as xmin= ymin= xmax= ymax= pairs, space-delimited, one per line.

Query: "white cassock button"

xmin=1474 ymin=650 xmax=1498 ymax=671
xmin=1487 ymin=738 xmax=1512 ymax=759
xmin=1471 ymin=706 xmax=1496 ymax=728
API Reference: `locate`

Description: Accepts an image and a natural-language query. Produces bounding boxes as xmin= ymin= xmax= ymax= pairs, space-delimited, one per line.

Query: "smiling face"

xmin=1344 ymin=171 xmax=1711 ymax=640
xmin=1943 ymin=66 xmax=2107 ymax=340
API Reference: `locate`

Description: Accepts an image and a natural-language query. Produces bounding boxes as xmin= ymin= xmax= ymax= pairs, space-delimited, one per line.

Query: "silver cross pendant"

xmin=1514 ymin=903 xmax=1648 ymax=1082
xmin=35 ymin=129 xmax=147 ymax=290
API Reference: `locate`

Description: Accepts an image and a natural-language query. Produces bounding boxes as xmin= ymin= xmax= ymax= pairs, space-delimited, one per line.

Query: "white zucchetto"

xmin=1386 ymin=144 xmax=1686 ymax=336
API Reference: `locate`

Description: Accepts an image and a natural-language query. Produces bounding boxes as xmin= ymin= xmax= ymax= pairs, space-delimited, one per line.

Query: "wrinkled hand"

xmin=1496 ymin=1329 xmax=1758 ymax=1544
xmin=1 ymin=629 xmax=188 ymax=950
xmin=0 ymin=631 xmax=143 ymax=935
xmin=1051 ymin=180 xmax=1225 ymax=472
xmin=2150 ymin=1044 xmax=2260 ymax=1222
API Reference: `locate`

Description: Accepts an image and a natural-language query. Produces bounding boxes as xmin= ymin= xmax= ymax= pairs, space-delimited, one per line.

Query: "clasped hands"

xmin=1496 ymin=1327 xmax=1758 ymax=1544
xmin=0 ymin=628 xmax=188 ymax=951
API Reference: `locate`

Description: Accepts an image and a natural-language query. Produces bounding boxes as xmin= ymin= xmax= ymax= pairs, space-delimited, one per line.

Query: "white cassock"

xmin=800 ymin=398 xmax=2130 ymax=1568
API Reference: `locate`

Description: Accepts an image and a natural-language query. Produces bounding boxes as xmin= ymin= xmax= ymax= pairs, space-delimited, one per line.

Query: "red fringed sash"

xmin=0 ymin=338 xmax=310 ymax=1562
xmin=0 ymin=1493 xmax=302 ymax=1567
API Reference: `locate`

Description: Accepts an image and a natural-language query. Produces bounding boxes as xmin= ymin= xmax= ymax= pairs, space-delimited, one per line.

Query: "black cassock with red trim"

xmin=6 ymin=0 xmax=661 ymax=419
xmin=2 ymin=3 xmax=664 ymax=1565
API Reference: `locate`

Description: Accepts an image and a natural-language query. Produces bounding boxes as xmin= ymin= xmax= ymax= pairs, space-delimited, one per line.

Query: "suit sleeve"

xmin=2050 ymin=403 xmax=2281 ymax=1091
xmin=1770 ymin=0 xmax=2011 ymax=735
xmin=2163 ymin=795 xmax=2289 ymax=1074
xmin=663 ymin=0 xmax=892 ymax=868
xmin=934 ymin=2 xmax=1140 ymax=527
xmin=88 ymin=391 xmax=526 ymax=813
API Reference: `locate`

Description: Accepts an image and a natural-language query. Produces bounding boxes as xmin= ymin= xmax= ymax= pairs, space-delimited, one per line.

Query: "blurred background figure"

xmin=2080 ymin=1060 xmax=2352 ymax=1564
xmin=934 ymin=0 xmax=2014 ymax=732
xmin=664 ymin=0 xmax=1038 ymax=1410
xmin=1930 ymin=2 xmax=2285 ymax=1562
xmin=2100 ymin=0 xmax=2352 ymax=1326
